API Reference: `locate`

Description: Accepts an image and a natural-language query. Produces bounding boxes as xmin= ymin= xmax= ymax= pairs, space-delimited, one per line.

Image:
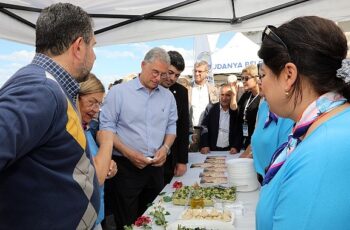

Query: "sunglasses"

xmin=242 ymin=75 xmax=256 ymax=82
xmin=262 ymin=25 xmax=289 ymax=51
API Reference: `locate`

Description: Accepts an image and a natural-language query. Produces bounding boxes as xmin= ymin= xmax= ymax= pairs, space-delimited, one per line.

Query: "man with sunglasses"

xmin=160 ymin=51 xmax=189 ymax=184
xmin=99 ymin=47 xmax=177 ymax=229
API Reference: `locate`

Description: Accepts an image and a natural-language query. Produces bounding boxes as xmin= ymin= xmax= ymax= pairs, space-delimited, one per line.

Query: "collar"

xmin=220 ymin=105 xmax=229 ymax=113
xmin=193 ymin=81 xmax=207 ymax=88
xmin=31 ymin=53 xmax=79 ymax=102
xmin=263 ymin=111 xmax=279 ymax=129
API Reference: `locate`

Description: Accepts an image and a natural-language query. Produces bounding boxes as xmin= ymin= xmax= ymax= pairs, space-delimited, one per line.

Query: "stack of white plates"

xmin=226 ymin=158 xmax=259 ymax=192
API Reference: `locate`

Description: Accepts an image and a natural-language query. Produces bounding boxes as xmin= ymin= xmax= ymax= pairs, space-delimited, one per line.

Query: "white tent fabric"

xmin=185 ymin=32 xmax=260 ymax=75
xmin=193 ymin=34 xmax=215 ymax=82
xmin=0 ymin=0 xmax=350 ymax=46
xmin=211 ymin=32 xmax=260 ymax=74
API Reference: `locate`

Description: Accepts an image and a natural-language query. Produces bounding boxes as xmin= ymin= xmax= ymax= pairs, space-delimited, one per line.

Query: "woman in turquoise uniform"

xmin=256 ymin=16 xmax=350 ymax=230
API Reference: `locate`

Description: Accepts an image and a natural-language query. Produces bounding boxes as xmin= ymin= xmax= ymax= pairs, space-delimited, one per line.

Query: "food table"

xmin=141 ymin=151 xmax=260 ymax=229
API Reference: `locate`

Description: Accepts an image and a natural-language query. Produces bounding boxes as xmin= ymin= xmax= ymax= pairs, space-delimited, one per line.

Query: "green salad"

xmin=172 ymin=185 xmax=236 ymax=206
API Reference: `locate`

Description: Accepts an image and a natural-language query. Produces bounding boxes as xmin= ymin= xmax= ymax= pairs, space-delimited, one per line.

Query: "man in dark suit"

xmin=160 ymin=50 xmax=189 ymax=184
xmin=199 ymin=84 xmax=239 ymax=154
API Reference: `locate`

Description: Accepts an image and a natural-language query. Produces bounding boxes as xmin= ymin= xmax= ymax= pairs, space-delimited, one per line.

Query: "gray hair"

xmin=220 ymin=83 xmax=231 ymax=92
xmin=194 ymin=60 xmax=209 ymax=69
xmin=36 ymin=3 xmax=93 ymax=56
xmin=143 ymin=47 xmax=170 ymax=65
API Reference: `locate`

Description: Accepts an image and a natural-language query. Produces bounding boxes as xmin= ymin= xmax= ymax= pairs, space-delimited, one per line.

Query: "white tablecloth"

xmin=142 ymin=151 xmax=260 ymax=230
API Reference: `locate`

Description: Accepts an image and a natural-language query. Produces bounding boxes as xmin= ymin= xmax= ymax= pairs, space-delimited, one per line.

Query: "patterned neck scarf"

xmin=264 ymin=111 xmax=278 ymax=129
xmin=263 ymin=92 xmax=346 ymax=185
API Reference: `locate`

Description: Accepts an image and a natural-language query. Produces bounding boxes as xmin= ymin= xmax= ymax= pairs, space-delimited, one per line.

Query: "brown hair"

xmin=36 ymin=3 xmax=93 ymax=55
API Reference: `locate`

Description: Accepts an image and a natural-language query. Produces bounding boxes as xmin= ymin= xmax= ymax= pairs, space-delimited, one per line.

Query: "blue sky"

xmin=0 ymin=32 xmax=234 ymax=89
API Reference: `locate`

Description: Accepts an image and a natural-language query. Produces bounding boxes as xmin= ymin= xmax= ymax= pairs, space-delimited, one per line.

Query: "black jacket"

xmin=233 ymin=91 xmax=261 ymax=150
xmin=199 ymin=102 xmax=239 ymax=150
xmin=164 ymin=83 xmax=189 ymax=183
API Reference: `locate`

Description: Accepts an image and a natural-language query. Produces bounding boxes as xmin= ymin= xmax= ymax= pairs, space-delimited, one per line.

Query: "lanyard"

xmin=243 ymin=93 xmax=259 ymax=121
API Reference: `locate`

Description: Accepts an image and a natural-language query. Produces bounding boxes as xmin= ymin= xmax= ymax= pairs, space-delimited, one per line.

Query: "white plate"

xmin=179 ymin=208 xmax=235 ymax=224
xmin=167 ymin=219 xmax=235 ymax=230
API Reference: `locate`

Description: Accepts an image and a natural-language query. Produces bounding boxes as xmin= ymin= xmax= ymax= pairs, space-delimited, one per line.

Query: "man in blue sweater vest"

xmin=0 ymin=3 xmax=113 ymax=229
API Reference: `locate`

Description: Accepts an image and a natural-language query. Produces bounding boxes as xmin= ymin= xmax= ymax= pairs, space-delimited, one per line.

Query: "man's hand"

xmin=151 ymin=146 xmax=167 ymax=167
xmin=239 ymin=151 xmax=253 ymax=158
xmin=126 ymin=150 xmax=152 ymax=169
xmin=191 ymin=134 xmax=199 ymax=143
xmin=113 ymin=133 xmax=152 ymax=169
xmin=230 ymin=147 xmax=238 ymax=154
xmin=200 ymin=147 xmax=210 ymax=154
xmin=174 ymin=163 xmax=187 ymax=177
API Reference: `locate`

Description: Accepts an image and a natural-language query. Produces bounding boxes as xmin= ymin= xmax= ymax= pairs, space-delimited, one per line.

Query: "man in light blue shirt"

xmin=99 ymin=47 xmax=177 ymax=229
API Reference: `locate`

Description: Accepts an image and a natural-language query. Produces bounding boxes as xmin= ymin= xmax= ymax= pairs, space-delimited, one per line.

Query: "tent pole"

xmin=0 ymin=2 xmax=41 ymax=12
xmin=95 ymin=0 xmax=199 ymax=34
xmin=235 ymin=0 xmax=311 ymax=23
xmin=0 ymin=0 xmax=313 ymax=35
xmin=231 ymin=0 xmax=236 ymax=19
xmin=150 ymin=16 xmax=231 ymax=23
xmin=0 ymin=8 xmax=35 ymax=28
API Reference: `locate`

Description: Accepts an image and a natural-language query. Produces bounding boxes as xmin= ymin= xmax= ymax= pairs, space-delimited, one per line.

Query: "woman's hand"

xmin=106 ymin=160 xmax=118 ymax=179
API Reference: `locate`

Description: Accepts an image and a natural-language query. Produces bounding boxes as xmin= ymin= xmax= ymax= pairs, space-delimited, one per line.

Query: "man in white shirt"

xmin=199 ymin=84 xmax=239 ymax=154
xmin=188 ymin=60 xmax=219 ymax=151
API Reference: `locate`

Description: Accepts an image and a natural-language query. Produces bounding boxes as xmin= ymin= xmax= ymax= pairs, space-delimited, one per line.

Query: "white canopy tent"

xmin=211 ymin=32 xmax=261 ymax=74
xmin=183 ymin=32 xmax=260 ymax=76
xmin=0 ymin=0 xmax=350 ymax=46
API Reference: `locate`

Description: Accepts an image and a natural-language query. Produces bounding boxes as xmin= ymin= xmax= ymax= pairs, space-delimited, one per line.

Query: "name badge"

xmin=242 ymin=122 xmax=249 ymax=137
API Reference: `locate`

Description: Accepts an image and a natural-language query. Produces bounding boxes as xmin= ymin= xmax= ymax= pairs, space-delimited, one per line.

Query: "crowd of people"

xmin=0 ymin=2 xmax=350 ymax=230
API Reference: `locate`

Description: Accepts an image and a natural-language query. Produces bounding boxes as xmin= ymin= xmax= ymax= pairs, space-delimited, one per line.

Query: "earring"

xmin=285 ymin=91 xmax=289 ymax=96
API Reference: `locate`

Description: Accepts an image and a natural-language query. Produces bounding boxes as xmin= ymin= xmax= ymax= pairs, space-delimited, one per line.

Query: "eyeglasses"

xmin=262 ymin=25 xmax=289 ymax=51
xmin=151 ymin=69 xmax=168 ymax=78
xmin=80 ymin=97 xmax=102 ymax=109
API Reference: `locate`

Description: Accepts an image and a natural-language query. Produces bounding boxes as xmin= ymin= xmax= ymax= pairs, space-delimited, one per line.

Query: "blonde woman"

xmin=231 ymin=65 xmax=261 ymax=153
xmin=79 ymin=73 xmax=117 ymax=230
